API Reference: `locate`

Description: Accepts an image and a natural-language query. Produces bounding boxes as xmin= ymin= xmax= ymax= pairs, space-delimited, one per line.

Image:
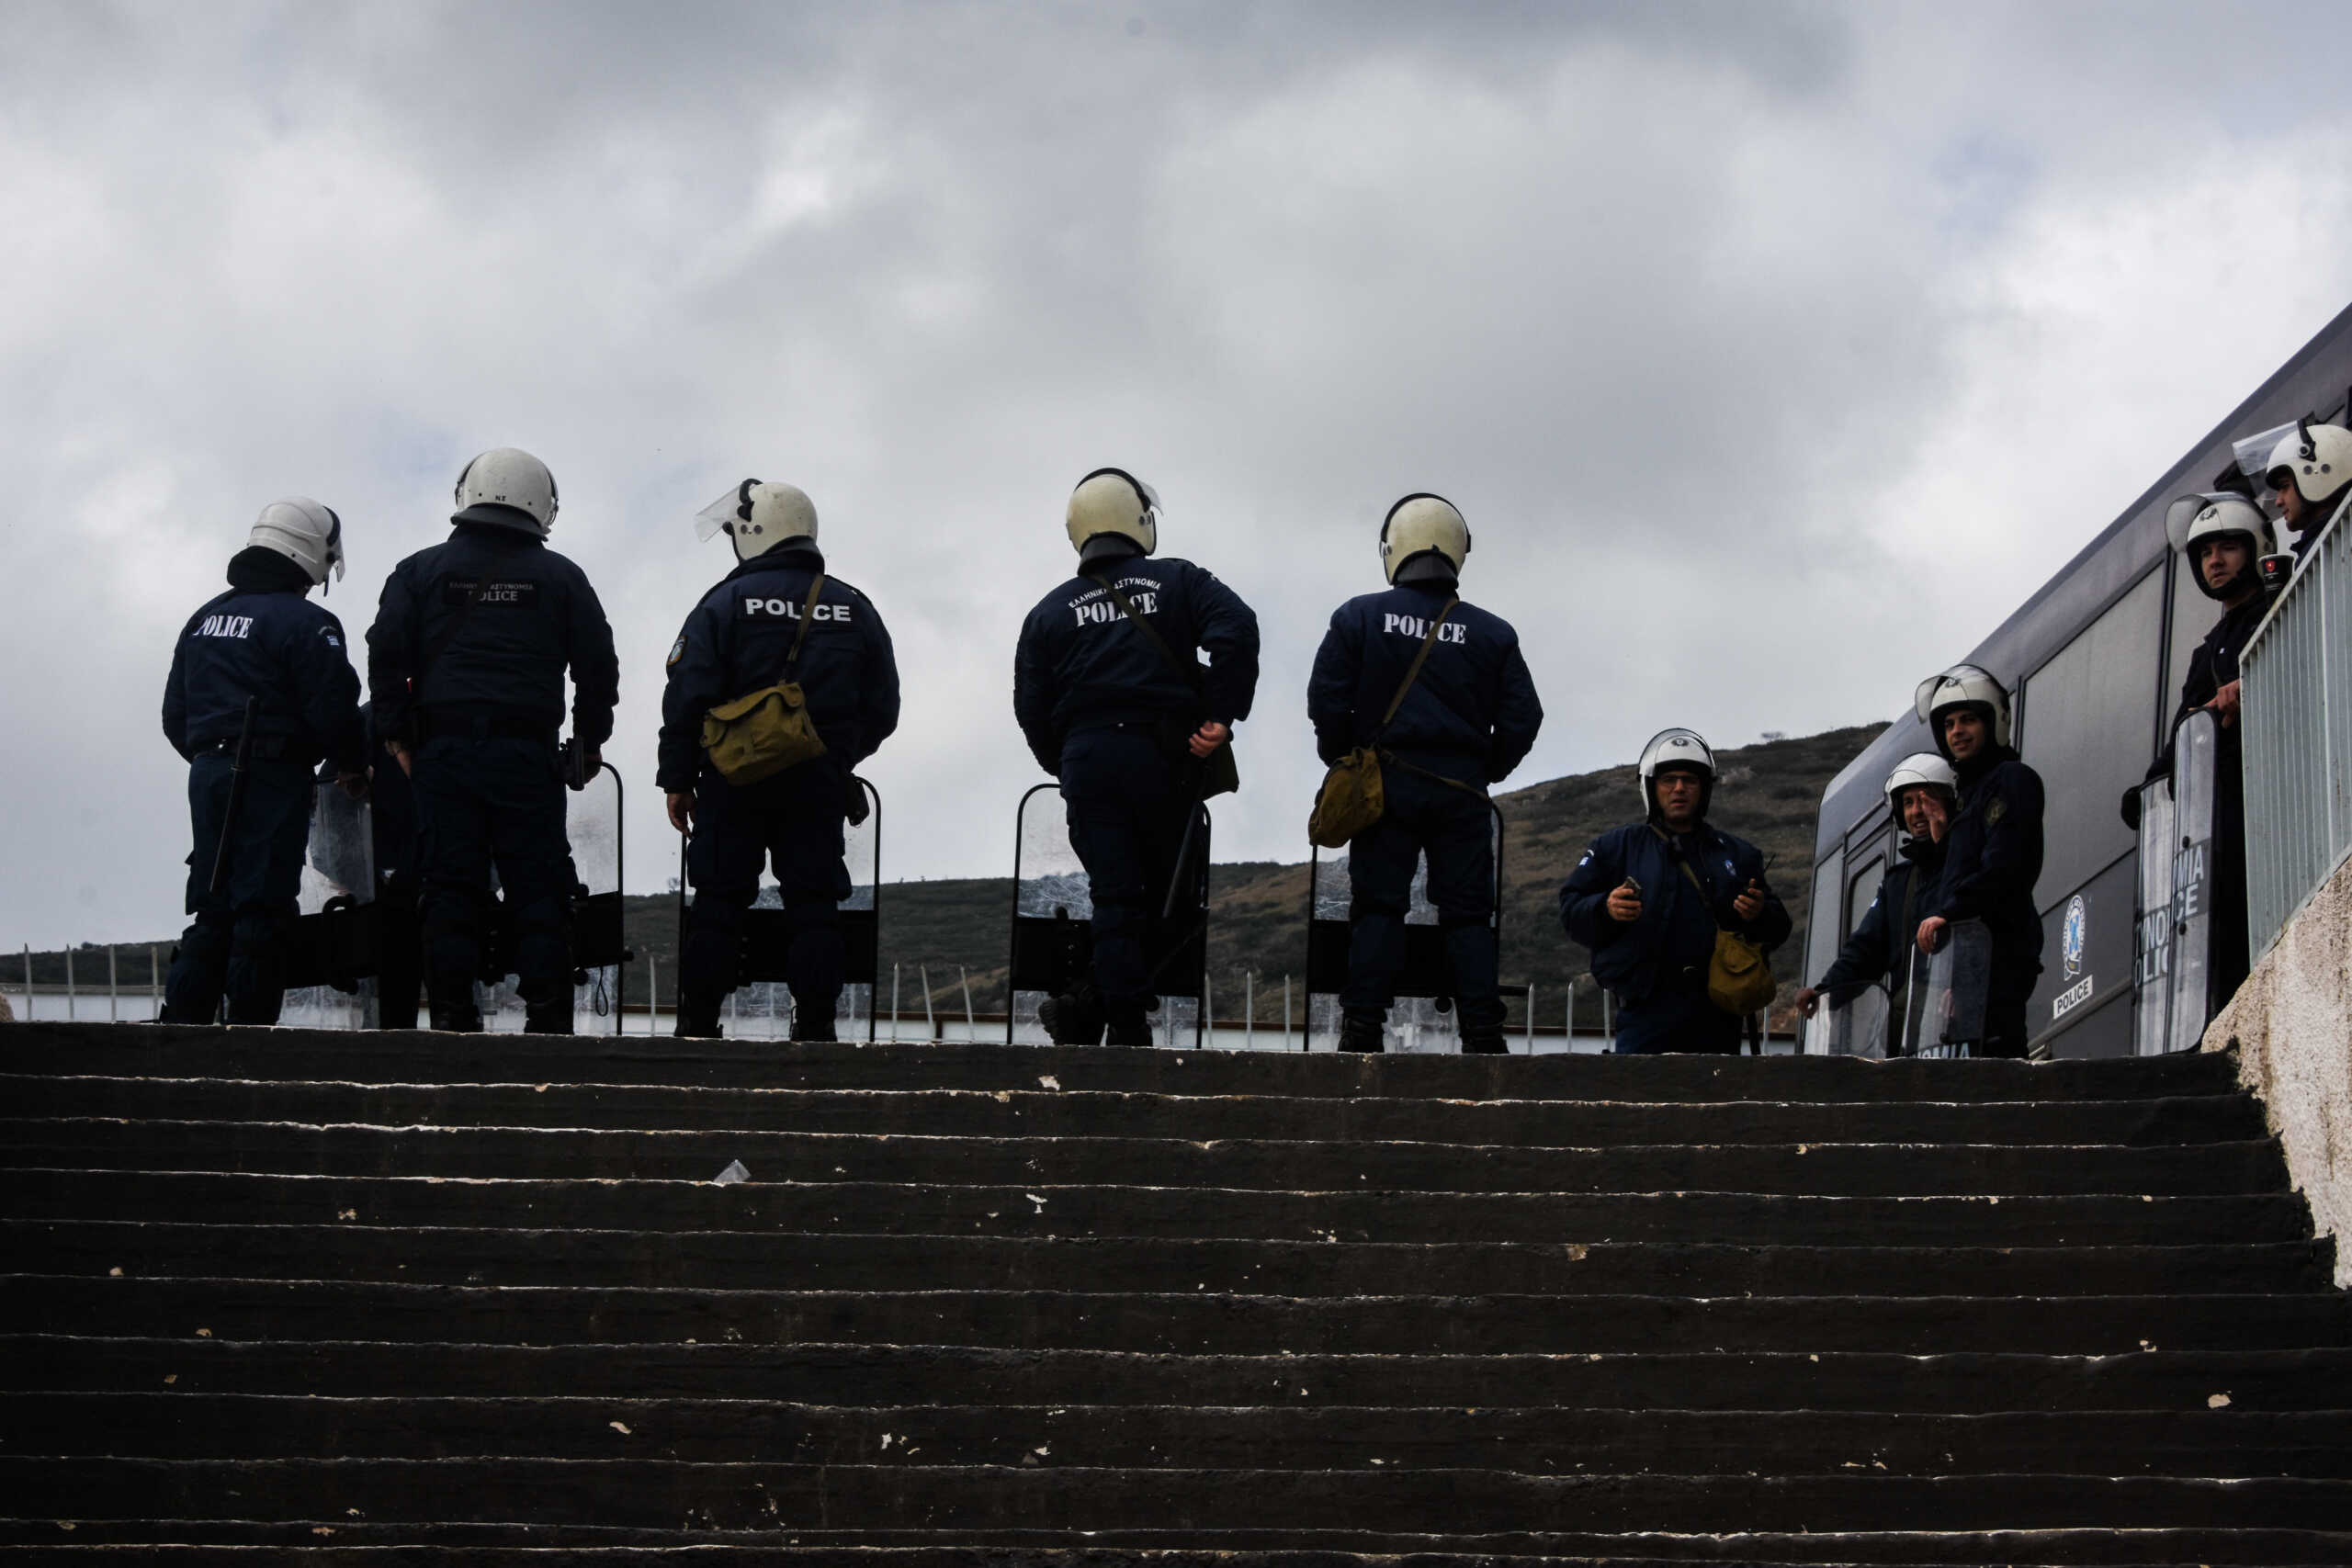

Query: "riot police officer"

xmin=1305 ymin=493 xmax=1543 ymax=1054
xmin=1914 ymin=663 xmax=2045 ymax=1058
xmin=2259 ymin=419 xmax=2352 ymax=565
xmin=2120 ymin=492 xmax=2278 ymax=1007
xmin=1558 ymin=728 xmax=1791 ymax=1054
xmin=1797 ymin=752 xmax=1955 ymax=1055
xmin=660 ymin=480 xmax=901 ymax=1040
xmin=1013 ymin=468 xmax=1260 ymax=1047
xmin=366 ymin=448 xmax=619 ymax=1033
xmin=160 ymin=499 xmax=367 ymax=1024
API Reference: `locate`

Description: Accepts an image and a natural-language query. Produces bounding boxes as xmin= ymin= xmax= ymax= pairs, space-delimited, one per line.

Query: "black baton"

xmin=1159 ymin=763 xmax=1210 ymax=923
xmin=208 ymin=696 xmax=260 ymax=897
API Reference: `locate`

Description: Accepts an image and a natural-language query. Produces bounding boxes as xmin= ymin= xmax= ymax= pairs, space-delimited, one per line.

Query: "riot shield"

xmin=279 ymin=779 xmax=379 ymax=1030
xmin=1303 ymin=801 xmax=1508 ymax=1053
xmin=1907 ymin=917 xmax=1993 ymax=1058
xmin=1818 ymin=983 xmax=1891 ymax=1059
xmin=2134 ymin=709 xmax=2219 ymax=1055
xmin=1006 ymin=782 xmax=1208 ymax=1047
xmin=482 ymin=762 xmax=629 ymax=1033
xmin=674 ymin=776 xmax=881 ymax=1041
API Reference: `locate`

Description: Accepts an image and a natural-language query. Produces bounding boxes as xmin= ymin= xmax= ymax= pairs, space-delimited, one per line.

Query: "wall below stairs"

xmin=2209 ymin=848 xmax=2352 ymax=1287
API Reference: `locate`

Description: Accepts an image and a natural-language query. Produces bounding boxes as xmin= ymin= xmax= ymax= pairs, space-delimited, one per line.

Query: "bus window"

xmin=2018 ymin=566 xmax=2168 ymax=905
xmin=1848 ymin=851 xmax=1886 ymax=941
xmin=1804 ymin=845 xmax=1846 ymax=988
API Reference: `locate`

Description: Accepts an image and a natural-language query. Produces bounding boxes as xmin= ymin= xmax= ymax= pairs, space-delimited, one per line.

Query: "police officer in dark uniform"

xmin=1913 ymin=663 xmax=2045 ymax=1058
xmin=366 ymin=447 xmax=619 ymax=1034
xmin=660 ymin=480 xmax=901 ymax=1041
xmin=1797 ymin=752 xmax=1955 ymax=1055
xmin=2120 ymin=492 xmax=2278 ymax=1009
xmin=1558 ymin=728 xmax=1791 ymax=1054
xmin=160 ymin=498 xmax=367 ymax=1025
xmin=1306 ymin=493 xmax=1543 ymax=1054
xmin=1014 ymin=468 xmax=1260 ymax=1047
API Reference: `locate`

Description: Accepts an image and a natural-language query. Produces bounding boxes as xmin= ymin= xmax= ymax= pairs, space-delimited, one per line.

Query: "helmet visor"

xmin=2234 ymin=422 xmax=2300 ymax=483
xmin=694 ymin=486 xmax=744 ymax=544
xmin=323 ymin=507 xmax=345 ymax=581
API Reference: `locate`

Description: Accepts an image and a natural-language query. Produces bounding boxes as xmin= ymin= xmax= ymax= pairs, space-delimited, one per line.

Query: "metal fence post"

xmin=959 ymin=965 xmax=975 ymax=1038
xmin=1245 ymin=971 xmax=1254 ymax=1052
xmin=108 ymin=946 xmax=119 ymax=1023
xmin=890 ymin=963 xmax=901 ymax=1044
xmin=64 ymin=946 xmax=75 ymax=1022
xmin=921 ymin=965 xmax=935 ymax=1042
xmin=1525 ymin=983 xmax=1535 ymax=1054
xmin=1285 ymin=974 xmax=1295 ymax=1051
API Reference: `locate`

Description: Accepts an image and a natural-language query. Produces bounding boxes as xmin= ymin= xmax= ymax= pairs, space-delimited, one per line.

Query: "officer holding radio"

xmin=366 ymin=447 xmax=619 ymax=1034
xmin=160 ymin=498 xmax=368 ymax=1025
xmin=1305 ymin=493 xmax=1543 ymax=1054
xmin=1558 ymin=728 xmax=1789 ymax=1054
xmin=661 ymin=480 xmax=900 ymax=1041
xmin=1013 ymin=468 xmax=1260 ymax=1047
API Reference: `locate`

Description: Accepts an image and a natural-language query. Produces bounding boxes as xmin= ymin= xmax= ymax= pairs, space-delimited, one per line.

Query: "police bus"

xmin=1802 ymin=302 xmax=2352 ymax=1058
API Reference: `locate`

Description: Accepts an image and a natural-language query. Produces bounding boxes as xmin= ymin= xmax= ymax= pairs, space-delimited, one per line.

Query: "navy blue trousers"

xmin=1060 ymin=727 xmax=1193 ymax=1022
xmin=164 ymin=754 xmax=315 ymax=1025
xmin=1612 ymin=983 xmax=1741 ymax=1055
xmin=682 ymin=757 xmax=854 ymax=1020
xmin=1342 ymin=763 xmax=1502 ymax=1026
xmin=411 ymin=736 xmax=575 ymax=1022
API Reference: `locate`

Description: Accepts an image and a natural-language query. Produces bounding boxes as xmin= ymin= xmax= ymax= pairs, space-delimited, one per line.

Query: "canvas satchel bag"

xmin=1307 ymin=597 xmax=1459 ymax=849
xmin=700 ymin=574 xmax=830 ymax=786
xmin=1090 ymin=572 xmax=1240 ymax=799
xmin=1673 ymin=851 xmax=1778 ymax=1016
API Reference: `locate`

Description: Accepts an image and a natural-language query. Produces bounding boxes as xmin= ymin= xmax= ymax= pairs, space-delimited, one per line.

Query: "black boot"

xmin=792 ymin=1013 xmax=839 ymax=1043
xmin=523 ymin=1005 xmax=574 ymax=1036
xmin=1460 ymin=1028 xmax=1509 ymax=1055
xmin=1340 ymin=1013 xmax=1385 ymax=1053
xmin=428 ymin=1000 xmax=483 ymax=1032
xmin=1038 ymin=986 xmax=1104 ymax=1045
xmin=1104 ymin=1013 xmax=1155 ymax=1048
xmin=674 ymin=1000 xmax=724 ymax=1039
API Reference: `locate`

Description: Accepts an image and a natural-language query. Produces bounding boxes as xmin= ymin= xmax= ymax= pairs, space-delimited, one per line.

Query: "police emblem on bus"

xmin=2062 ymin=895 xmax=2087 ymax=979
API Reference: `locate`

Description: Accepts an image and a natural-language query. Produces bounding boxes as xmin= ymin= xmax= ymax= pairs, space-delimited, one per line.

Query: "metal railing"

xmin=2241 ymin=497 xmax=2352 ymax=954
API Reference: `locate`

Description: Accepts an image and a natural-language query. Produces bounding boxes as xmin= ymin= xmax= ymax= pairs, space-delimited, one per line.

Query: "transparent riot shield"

xmin=1907 ymin=917 xmax=1993 ymax=1058
xmin=1819 ymin=983 xmax=1891 ymax=1058
xmin=280 ymin=779 xmax=379 ymax=1030
xmin=674 ymin=776 xmax=881 ymax=1041
xmin=1304 ymin=801 xmax=1508 ymax=1053
xmin=482 ymin=762 xmax=629 ymax=1033
xmin=1007 ymin=782 xmax=1208 ymax=1047
xmin=2134 ymin=708 xmax=2220 ymax=1056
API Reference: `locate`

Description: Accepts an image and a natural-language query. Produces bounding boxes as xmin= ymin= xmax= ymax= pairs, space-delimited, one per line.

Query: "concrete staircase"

xmin=1 ymin=1021 xmax=2348 ymax=1564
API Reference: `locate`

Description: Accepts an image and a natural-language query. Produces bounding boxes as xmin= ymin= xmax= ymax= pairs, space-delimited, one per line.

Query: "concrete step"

xmin=6 ymin=1277 xmax=2345 ymax=1356
xmin=0 ymin=1117 xmax=2288 ymax=1195
xmin=0 ymin=1169 xmax=2310 ymax=1245
xmin=0 ymin=1077 xmax=2268 ymax=1145
xmin=2 ymin=1458 xmax=2348 ymax=1534
xmin=2 ymin=1022 xmax=2245 ymax=1101
xmin=7 ymin=1528 xmax=2352 ymax=1562
xmin=16 ymin=1393 xmax=2351 ymax=1475
xmin=8 ymin=1337 xmax=2341 ymax=1412
xmin=13 ymin=1223 xmax=2327 ymax=1296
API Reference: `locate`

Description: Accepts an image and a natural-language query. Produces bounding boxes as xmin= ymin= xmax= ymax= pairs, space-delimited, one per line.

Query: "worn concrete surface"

xmin=2208 ymin=850 xmax=2352 ymax=1285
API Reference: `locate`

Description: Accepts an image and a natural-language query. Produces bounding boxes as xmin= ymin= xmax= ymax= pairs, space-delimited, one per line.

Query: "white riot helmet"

xmin=247 ymin=497 xmax=345 ymax=591
xmin=1914 ymin=663 xmax=2012 ymax=759
xmin=2164 ymin=491 xmax=2275 ymax=601
xmin=2259 ymin=418 xmax=2352 ymax=513
xmin=452 ymin=447 xmax=559 ymax=537
xmin=1883 ymin=751 xmax=1958 ymax=820
xmin=694 ymin=479 xmax=818 ymax=562
xmin=1635 ymin=727 xmax=1716 ymax=818
xmin=1379 ymin=492 xmax=1471 ymax=584
xmin=1066 ymin=468 xmax=1159 ymax=560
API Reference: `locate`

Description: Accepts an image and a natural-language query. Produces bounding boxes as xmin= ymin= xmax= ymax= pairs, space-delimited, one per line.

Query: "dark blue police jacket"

xmin=656 ymin=545 xmax=903 ymax=793
xmin=1306 ymin=581 xmax=1543 ymax=785
xmin=163 ymin=550 xmax=365 ymax=770
xmin=366 ymin=523 xmax=619 ymax=747
xmin=1933 ymin=747 xmax=2045 ymax=971
xmin=1013 ymin=555 xmax=1260 ymax=775
xmin=1559 ymin=820 xmax=1791 ymax=1005
xmin=1817 ymin=837 xmax=1945 ymax=1000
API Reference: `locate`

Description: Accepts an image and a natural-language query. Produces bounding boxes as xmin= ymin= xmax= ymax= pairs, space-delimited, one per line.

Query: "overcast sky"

xmin=5 ymin=0 xmax=2350 ymax=950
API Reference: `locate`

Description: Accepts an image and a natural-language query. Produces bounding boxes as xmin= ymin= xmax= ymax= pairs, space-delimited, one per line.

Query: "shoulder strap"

xmin=1375 ymin=597 xmax=1460 ymax=738
xmin=1090 ymin=572 xmax=1196 ymax=688
xmin=1655 ymin=826 xmax=1729 ymax=931
xmin=782 ymin=573 xmax=826 ymax=681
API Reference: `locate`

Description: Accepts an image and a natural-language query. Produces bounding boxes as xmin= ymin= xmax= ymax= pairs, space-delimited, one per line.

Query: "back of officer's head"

xmin=1380 ymin=494 xmax=1470 ymax=587
xmin=1068 ymin=468 xmax=1159 ymax=566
